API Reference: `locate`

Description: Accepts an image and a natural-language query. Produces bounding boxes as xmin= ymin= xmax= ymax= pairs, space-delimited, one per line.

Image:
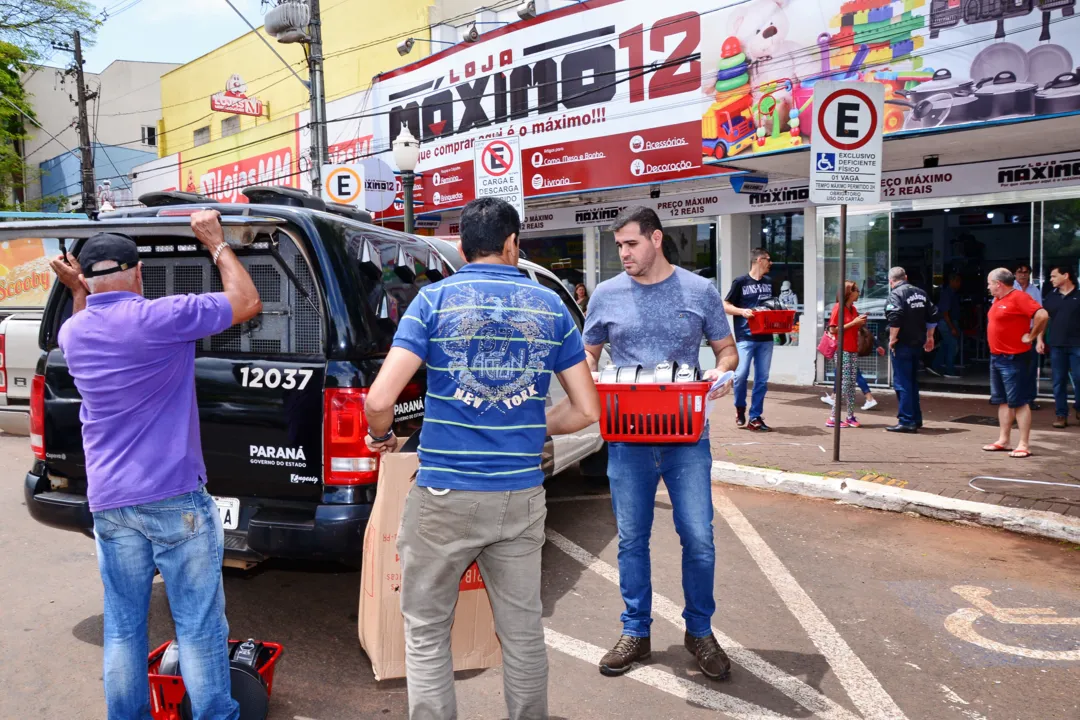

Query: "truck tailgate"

xmin=2 ymin=313 xmax=42 ymax=402
xmin=42 ymin=352 xmax=326 ymax=501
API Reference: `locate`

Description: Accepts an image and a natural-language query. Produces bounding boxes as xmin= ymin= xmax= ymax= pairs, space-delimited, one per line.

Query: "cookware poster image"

xmin=701 ymin=0 xmax=1080 ymax=161
xmin=370 ymin=0 xmax=1080 ymax=217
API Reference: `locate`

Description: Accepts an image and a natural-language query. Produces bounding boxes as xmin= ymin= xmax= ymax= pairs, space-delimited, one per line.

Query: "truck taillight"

xmin=30 ymin=374 xmax=45 ymax=460
xmin=323 ymin=388 xmax=378 ymax=485
xmin=0 ymin=334 xmax=6 ymax=394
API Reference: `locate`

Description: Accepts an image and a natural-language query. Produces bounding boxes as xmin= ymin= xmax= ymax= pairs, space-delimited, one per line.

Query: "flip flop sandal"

xmin=717 ymin=52 xmax=747 ymax=71
xmin=715 ymin=73 xmax=750 ymax=94
xmin=1008 ymin=450 xmax=1032 ymax=458
xmin=981 ymin=443 xmax=1012 ymax=452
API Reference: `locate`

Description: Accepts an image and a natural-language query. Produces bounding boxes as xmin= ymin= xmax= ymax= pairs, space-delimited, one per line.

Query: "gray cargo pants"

xmin=397 ymin=483 xmax=548 ymax=720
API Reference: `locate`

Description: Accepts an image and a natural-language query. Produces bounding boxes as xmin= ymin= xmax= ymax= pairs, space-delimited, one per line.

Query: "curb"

xmin=711 ymin=461 xmax=1080 ymax=544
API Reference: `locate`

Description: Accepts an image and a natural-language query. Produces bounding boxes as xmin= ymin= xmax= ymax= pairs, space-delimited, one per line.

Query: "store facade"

xmin=358 ymin=0 xmax=1080 ymax=394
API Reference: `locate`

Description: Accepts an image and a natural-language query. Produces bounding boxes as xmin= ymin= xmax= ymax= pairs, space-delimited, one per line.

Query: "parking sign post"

xmin=810 ymin=81 xmax=884 ymax=462
xmin=473 ymin=137 xmax=525 ymax=219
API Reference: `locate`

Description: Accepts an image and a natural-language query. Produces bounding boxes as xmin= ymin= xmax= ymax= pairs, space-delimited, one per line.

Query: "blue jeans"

xmin=734 ymin=340 xmax=774 ymax=420
xmin=607 ymin=436 xmax=715 ymax=638
xmin=93 ymin=488 xmax=238 ymax=720
xmin=891 ymin=344 xmax=923 ymax=427
xmin=1050 ymin=346 xmax=1080 ymax=417
xmin=1026 ymin=349 xmax=1040 ymax=407
xmin=856 ymin=370 xmax=870 ymax=395
xmin=932 ymin=326 xmax=958 ymax=375
xmin=990 ymin=353 xmax=1034 ymax=408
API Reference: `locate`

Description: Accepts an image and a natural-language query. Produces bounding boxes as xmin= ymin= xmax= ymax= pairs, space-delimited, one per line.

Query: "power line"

xmin=94 ymin=0 xmax=519 ymax=118
xmin=97 ymin=3 xmax=1080 ymax=192
xmin=0 ymin=93 xmax=80 ymax=159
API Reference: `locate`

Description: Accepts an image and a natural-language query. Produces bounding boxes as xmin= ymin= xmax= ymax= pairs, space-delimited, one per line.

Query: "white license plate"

xmin=213 ymin=496 xmax=240 ymax=530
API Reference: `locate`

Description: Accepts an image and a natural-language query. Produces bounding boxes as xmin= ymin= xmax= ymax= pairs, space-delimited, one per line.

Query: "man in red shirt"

xmin=983 ymin=268 xmax=1050 ymax=458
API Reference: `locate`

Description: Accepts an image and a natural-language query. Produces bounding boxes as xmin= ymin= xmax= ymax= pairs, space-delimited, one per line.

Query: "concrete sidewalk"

xmin=706 ymin=384 xmax=1080 ymax=538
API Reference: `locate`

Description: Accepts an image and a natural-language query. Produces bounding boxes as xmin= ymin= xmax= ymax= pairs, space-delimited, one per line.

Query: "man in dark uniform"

xmin=885 ymin=266 xmax=939 ymax=433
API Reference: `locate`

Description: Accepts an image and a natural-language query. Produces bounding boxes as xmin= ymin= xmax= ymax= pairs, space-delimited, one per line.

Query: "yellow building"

xmin=140 ymin=0 xmax=433 ymax=200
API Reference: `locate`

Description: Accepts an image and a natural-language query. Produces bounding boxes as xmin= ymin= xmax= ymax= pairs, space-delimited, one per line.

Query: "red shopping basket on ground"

xmin=597 ymin=382 xmax=711 ymax=443
xmin=147 ymin=639 xmax=283 ymax=720
xmin=747 ymin=309 xmax=796 ymax=334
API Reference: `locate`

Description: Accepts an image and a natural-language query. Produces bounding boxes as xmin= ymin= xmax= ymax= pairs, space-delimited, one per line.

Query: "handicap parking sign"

xmin=816 ymin=153 xmax=836 ymax=172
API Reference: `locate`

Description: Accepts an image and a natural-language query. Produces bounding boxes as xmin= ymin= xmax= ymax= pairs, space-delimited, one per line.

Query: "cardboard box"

xmin=358 ymin=446 xmax=503 ymax=681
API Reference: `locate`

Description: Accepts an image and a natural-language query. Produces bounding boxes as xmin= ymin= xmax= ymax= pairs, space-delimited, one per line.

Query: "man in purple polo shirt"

xmin=49 ymin=210 xmax=262 ymax=720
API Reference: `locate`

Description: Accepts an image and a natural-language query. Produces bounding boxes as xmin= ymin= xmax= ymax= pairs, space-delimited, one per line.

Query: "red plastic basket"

xmin=747 ymin=309 xmax=796 ymax=334
xmin=147 ymin=640 xmax=283 ymax=720
xmin=597 ymin=382 xmax=711 ymax=443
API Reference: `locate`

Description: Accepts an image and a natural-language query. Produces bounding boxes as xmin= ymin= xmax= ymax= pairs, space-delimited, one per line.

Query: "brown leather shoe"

xmin=599 ymin=635 xmax=651 ymax=676
xmin=685 ymin=631 xmax=732 ymax=680
xmin=1053 ymin=416 xmax=1067 ymax=429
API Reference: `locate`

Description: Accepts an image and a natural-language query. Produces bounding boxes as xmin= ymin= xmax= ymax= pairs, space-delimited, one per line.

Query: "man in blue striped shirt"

xmin=365 ymin=197 xmax=599 ymax=720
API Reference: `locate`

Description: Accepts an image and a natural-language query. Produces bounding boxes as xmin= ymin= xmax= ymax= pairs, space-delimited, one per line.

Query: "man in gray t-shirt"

xmin=584 ymin=268 xmax=730 ymax=369
xmin=581 ymin=206 xmax=738 ymax=682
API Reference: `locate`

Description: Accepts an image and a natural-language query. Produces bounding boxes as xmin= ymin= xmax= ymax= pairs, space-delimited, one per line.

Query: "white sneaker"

xmin=821 ymin=394 xmax=835 ymax=406
xmin=861 ymin=398 xmax=878 ymax=411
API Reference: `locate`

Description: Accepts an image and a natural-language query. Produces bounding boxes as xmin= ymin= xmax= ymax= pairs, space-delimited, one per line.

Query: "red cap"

xmin=722 ymin=37 xmax=741 ymax=58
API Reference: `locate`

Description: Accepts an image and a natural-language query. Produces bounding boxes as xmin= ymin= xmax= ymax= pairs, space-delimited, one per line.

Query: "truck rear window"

xmin=57 ymin=232 xmax=323 ymax=356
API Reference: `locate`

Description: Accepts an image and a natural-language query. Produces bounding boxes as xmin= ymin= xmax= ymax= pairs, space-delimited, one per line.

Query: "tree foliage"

xmin=0 ymin=0 xmax=98 ymax=60
xmin=0 ymin=41 xmax=34 ymax=209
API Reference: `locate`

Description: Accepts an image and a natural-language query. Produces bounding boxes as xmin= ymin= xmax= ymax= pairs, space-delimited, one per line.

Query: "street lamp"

xmin=393 ymin=125 xmax=420 ymax=235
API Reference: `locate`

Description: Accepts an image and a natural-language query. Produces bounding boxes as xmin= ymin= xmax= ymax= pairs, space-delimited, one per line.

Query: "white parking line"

xmin=712 ymin=487 xmax=908 ymax=720
xmin=546 ymin=529 xmax=859 ymax=720
xmin=544 ymin=627 xmax=790 ymax=719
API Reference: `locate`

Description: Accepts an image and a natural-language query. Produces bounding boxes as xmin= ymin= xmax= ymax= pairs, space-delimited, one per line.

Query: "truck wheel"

xmin=578 ymin=442 xmax=609 ymax=483
xmin=713 ymin=143 xmax=728 ymax=160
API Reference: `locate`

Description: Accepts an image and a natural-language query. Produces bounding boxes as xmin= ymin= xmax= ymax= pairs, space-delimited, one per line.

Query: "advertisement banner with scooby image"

xmin=700 ymin=0 xmax=1080 ymax=161
xmin=0 ymin=238 xmax=59 ymax=310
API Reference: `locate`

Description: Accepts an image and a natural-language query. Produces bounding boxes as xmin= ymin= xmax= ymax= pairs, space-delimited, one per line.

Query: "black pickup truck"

xmin=7 ymin=188 xmax=603 ymax=568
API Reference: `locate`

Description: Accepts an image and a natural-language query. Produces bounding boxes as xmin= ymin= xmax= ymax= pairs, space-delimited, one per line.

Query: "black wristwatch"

xmin=367 ymin=427 xmax=394 ymax=443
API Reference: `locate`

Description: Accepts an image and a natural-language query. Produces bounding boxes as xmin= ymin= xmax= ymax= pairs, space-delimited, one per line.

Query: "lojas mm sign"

xmin=210 ymin=74 xmax=266 ymax=117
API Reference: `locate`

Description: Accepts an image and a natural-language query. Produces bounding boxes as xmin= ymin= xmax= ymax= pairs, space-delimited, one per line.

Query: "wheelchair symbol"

xmin=944 ymin=585 xmax=1080 ymax=661
xmin=816 ymin=153 xmax=836 ymax=172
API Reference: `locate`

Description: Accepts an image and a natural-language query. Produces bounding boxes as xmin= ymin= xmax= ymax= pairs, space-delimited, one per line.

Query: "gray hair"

xmin=989 ymin=268 xmax=1015 ymax=287
xmin=85 ymin=260 xmax=140 ymax=294
xmin=888 ymin=266 xmax=907 ymax=282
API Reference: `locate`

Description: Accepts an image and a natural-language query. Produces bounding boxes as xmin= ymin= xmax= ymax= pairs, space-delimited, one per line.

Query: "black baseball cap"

xmin=78 ymin=233 xmax=140 ymax=277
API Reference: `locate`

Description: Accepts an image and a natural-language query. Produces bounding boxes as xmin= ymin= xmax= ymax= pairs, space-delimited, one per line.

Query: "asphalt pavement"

xmin=2 ymin=431 xmax=1078 ymax=720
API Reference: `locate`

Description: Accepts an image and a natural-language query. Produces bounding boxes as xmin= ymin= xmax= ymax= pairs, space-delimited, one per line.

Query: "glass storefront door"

xmin=1036 ymin=199 xmax=1080 ymax=397
xmin=519 ymin=231 xmax=585 ymax=294
xmin=820 ymin=211 xmax=892 ymax=386
xmin=892 ymin=203 xmax=1035 ymax=394
xmin=751 ymin=211 xmax=804 ymax=345
xmin=598 ymin=221 xmax=718 ymax=285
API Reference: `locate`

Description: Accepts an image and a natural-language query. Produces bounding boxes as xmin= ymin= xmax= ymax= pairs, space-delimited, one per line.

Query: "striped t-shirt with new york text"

xmin=391 ymin=262 xmax=586 ymax=491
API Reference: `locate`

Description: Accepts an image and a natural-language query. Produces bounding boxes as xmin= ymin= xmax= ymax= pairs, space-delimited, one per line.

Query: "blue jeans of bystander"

xmin=93 ymin=487 xmax=238 ymax=720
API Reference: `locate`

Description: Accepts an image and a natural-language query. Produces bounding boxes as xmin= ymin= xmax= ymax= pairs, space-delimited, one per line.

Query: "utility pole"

xmin=72 ymin=31 xmax=97 ymax=216
xmin=307 ymin=0 xmax=329 ymax=193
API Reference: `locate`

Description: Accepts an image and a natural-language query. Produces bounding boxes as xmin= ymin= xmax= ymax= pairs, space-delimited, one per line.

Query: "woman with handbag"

xmin=827 ymin=281 xmax=868 ymax=428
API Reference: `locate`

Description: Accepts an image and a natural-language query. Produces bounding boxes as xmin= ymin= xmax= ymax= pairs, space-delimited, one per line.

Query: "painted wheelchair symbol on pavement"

xmin=944 ymin=585 xmax=1080 ymax=661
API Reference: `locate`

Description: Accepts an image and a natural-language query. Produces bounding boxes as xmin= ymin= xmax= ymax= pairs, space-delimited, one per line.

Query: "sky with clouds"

xmin=80 ymin=0 xmax=266 ymax=73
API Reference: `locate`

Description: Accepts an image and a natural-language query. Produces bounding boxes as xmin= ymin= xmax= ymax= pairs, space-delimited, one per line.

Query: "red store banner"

xmin=368 ymin=0 xmax=1080 ymax=219
xmin=368 ymin=0 xmax=733 ymax=219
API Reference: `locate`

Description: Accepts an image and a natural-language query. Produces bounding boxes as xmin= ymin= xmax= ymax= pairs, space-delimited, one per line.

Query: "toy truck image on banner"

xmin=367 ymin=0 xmax=1080 ymax=216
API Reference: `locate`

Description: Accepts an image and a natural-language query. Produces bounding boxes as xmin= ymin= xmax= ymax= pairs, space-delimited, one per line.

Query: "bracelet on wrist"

xmin=212 ymin=243 xmax=228 ymax=265
xmin=367 ymin=428 xmax=393 ymax=443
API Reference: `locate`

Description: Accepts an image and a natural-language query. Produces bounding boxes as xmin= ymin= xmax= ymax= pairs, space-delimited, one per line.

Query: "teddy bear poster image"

xmin=699 ymin=0 xmax=1080 ymax=162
